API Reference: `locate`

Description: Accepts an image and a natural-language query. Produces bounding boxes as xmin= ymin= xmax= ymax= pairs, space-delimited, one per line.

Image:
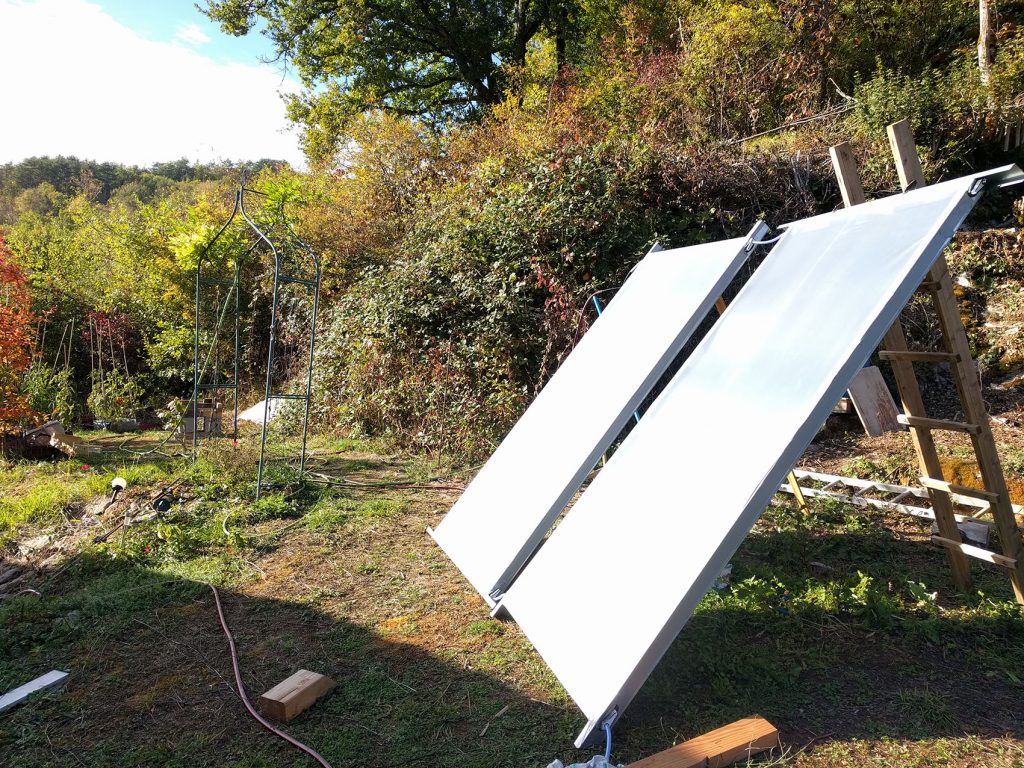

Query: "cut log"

xmin=258 ymin=669 xmax=336 ymax=722
xmin=628 ymin=716 xmax=780 ymax=768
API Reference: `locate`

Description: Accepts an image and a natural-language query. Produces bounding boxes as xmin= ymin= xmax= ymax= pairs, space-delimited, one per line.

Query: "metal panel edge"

xmin=484 ymin=221 xmax=769 ymax=602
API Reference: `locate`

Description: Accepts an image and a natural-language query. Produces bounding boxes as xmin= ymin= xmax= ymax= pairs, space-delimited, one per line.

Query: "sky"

xmin=0 ymin=0 xmax=306 ymax=168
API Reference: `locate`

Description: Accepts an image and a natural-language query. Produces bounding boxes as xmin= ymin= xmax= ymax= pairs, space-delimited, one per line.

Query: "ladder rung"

xmin=897 ymin=414 xmax=982 ymax=435
xmin=931 ymin=536 xmax=1017 ymax=568
xmin=919 ymin=476 xmax=999 ymax=502
xmin=199 ymin=278 xmax=236 ymax=287
xmin=279 ymin=275 xmax=316 ymax=287
xmin=197 ymin=383 xmax=237 ymax=390
xmin=878 ymin=350 xmax=959 ymax=364
xmin=268 ymin=393 xmax=307 ymax=400
xmin=853 ymin=484 xmax=877 ymax=497
xmin=970 ymin=505 xmax=994 ymax=519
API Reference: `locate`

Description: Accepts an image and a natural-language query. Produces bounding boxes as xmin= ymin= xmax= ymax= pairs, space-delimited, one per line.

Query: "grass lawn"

xmin=1 ymin=432 xmax=1023 ymax=767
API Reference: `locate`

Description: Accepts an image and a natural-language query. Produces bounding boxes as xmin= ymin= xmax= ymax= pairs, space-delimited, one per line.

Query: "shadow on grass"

xmin=0 ymin=550 xmax=575 ymax=768
xmin=619 ymin=521 xmax=1024 ymax=758
xmin=2 ymin=510 xmax=1024 ymax=767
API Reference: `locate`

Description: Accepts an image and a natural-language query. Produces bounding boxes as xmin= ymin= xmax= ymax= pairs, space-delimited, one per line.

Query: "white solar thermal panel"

xmin=429 ymin=224 xmax=766 ymax=603
xmin=500 ymin=168 xmax=1022 ymax=748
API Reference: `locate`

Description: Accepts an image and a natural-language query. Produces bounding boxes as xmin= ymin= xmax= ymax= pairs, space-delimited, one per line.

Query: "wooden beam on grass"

xmin=628 ymin=716 xmax=780 ymax=768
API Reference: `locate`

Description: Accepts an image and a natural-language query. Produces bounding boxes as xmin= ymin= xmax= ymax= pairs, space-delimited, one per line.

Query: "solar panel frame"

xmin=499 ymin=167 xmax=1022 ymax=748
xmin=429 ymin=223 xmax=768 ymax=604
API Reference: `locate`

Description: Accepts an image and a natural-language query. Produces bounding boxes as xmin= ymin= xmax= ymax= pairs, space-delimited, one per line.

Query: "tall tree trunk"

xmin=554 ymin=5 xmax=567 ymax=70
xmin=979 ymin=0 xmax=996 ymax=87
xmin=512 ymin=0 xmax=528 ymax=68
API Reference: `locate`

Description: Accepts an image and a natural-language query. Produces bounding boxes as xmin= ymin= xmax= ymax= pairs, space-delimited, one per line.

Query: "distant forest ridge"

xmin=0 ymin=156 xmax=287 ymax=209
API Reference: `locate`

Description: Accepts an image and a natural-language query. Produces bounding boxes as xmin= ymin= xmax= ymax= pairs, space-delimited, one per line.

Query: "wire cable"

xmin=603 ymin=721 xmax=613 ymax=762
xmin=209 ymin=583 xmax=334 ymax=768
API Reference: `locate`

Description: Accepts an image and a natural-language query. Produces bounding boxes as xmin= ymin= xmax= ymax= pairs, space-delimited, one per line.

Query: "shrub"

xmin=87 ymin=369 xmax=145 ymax=423
xmin=0 ymin=232 xmax=36 ymax=434
xmin=23 ymin=362 xmax=78 ymax=424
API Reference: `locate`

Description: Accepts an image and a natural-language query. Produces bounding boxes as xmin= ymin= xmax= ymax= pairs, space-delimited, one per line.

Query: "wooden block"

xmin=0 ymin=670 xmax=69 ymax=713
xmin=259 ymin=669 xmax=335 ymax=722
xmin=832 ymin=396 xmax=853 ymax=414
xmin=628 ymin=716 xmax=779 ymax=768
xmin=847 ymin=366 xmax=901 ymax=436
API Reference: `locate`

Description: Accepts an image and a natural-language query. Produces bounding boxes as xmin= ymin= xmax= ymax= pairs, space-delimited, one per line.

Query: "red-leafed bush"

xmin=0 ymin=232 xmax=36 ymax=434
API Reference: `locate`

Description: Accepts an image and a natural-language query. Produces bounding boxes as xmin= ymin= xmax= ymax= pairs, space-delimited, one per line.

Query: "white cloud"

xmin=175 ymin=22 xmax=212 ymax=48
xmin=0 ymin=0 xmax=306 ymax=168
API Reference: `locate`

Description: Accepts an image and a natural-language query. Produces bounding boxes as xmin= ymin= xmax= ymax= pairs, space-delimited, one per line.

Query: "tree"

xmin=979 ymin=0 xmax=996 ymax=86
xmin=203 ymin=0 xmax=572 ymax=162
xmin=0 ymin=232 xmax=36 ymax=433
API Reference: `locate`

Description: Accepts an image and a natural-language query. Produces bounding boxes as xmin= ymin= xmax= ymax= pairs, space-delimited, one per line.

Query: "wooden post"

xmin=828 ymin=142 xmax=866 ymax=206
xmin=886 ymin=119 xmax=926 ymax=192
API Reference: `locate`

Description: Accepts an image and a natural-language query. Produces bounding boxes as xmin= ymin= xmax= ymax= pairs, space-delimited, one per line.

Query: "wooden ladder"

xmin=830 ymin=120 xmax=1024 ymax=604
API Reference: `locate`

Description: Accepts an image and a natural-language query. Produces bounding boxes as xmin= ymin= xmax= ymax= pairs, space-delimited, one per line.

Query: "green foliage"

xmin=22 ymin=363 xmax=78 ymax=424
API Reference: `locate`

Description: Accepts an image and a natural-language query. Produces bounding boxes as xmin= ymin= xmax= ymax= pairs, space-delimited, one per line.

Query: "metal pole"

xmin=239 ymin=186 xmax=280 ymax=500
xmin=299 ymin=256 xmax=321 ymax=474
xmin=192 ymin=254 xmax=201 ymax=458
xmin=281 ymin=211 xmax=321 ymax=476
xmin=192 ymin=189 xmax=240 ymax=458
xmin=233 ymin=258 xmax=241 ymax=440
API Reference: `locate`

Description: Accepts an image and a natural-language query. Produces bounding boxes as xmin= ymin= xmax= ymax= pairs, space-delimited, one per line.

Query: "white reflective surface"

xmin=500 ymin=170 xmax=1017 ymax=747
xmin=430 ymin=227 xmax=763 ymax=602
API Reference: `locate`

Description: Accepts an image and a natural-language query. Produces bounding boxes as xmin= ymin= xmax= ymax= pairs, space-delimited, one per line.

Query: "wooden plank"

xmin=258 ymin=669 xmax=335 ymax=722
xmin=919 ymin=476 xmax=999 ymax=502
xmin=887 ymin=119 xmax=926 ymax=191
xmin=878 ymin=350 xmax=959 ymax=363
xmin=896 ymin=414 xmax=982 ymax=435
xmin=0 ymin=670 xmax=69 ymax=713
xmin=847 ymin=366 xmax=901 ymax=436
xmin=628 ymin=716 xmax=779 ymax=768
xmin=932 ymin=536 xmax=1017 ymax=569
xmin=829 ymin=142 xmax=866 ymax=206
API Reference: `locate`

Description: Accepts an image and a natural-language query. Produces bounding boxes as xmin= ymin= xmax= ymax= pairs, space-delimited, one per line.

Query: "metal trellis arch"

xmin=192 ymin=182 xmax=321 ymax=499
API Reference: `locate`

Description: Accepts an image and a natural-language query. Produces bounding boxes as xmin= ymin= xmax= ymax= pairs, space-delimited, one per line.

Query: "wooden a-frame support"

xmin=829 ymin=120 xmax=1024 ymax=604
